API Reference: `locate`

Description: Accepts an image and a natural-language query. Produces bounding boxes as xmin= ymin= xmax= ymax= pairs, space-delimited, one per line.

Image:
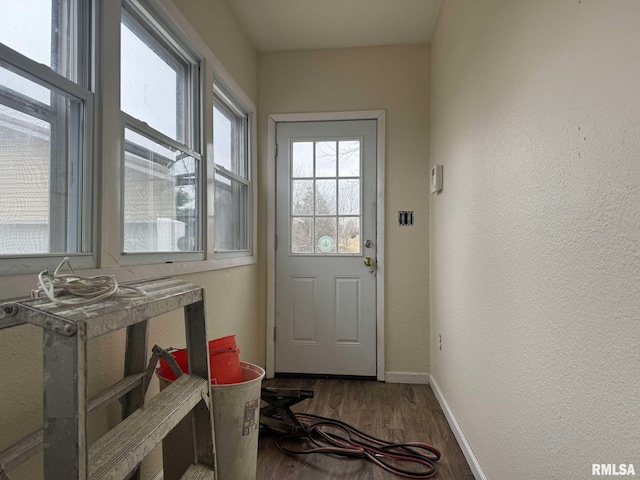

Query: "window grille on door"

xmin=289 ymin=139 xmax=362 ymax=255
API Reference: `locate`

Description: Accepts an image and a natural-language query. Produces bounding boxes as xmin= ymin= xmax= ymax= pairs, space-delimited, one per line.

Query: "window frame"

xmin=213 ymin=84 xmax=253 ymax=258
xmin=0 ymin=0 xmax=95 ymax=275
xmin=119 ymin=0 xmax=204 ymax=262
xmin=0 ymin=0 xmax=257 ymax=300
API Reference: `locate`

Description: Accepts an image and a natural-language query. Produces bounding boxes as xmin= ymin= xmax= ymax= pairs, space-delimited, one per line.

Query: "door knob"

xmin=364 ymin=257 xmax=374 ymax=267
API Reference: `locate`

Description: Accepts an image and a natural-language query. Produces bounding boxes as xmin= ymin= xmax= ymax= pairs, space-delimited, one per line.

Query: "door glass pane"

xmin=315 ymin=217 xmax=337 ymax=254
xmin=123 ymin=128 xmax=198 ymax=253
xmin=338 ymin=140 xmax=360 ymax=177
xmin=292 ymin=141 xmax=313 ymax=177
xmin=338 ymin=179 xmax=360 ymax=215
xmin=214 ymin=173 xmax=248 ymax=252
xmin=315 ymin=179 xmax=336 ymax=215
xmin=338 ymin=217 xmax=360 ymax=254
xmin=289 ymin=138 xmax=365 ymax=256
xmin=121 ymin=10 xmax=186 ymax=142
xmin=291 ymin=217 xmax=313 ymax=253
xmin=292 ymin=180 xmax=313 ymax=215
xmin=315 ymin=141 xmax=336 ymax=177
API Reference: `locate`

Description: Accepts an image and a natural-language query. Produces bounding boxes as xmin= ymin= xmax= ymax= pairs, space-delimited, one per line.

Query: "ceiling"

xmin=223 ymin=0 xmax=443 ymax=52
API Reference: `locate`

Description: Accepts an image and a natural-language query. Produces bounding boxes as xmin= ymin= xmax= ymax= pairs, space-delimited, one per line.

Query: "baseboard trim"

xmin=430 ymin=377 xmax=487 ymax=480
xmin=384 ymin=371 xmax=430 ymax=384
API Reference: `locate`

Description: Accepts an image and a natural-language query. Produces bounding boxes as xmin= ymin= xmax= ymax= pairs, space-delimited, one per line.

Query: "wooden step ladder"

xmin=0 ymin=277 xmax=217 ymax=480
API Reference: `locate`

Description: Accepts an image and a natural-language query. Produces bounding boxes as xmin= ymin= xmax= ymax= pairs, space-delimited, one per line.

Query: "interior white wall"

xmin=430 ymin=1 xmax=640 ymax=479
xmin=258 ymin=45 xmax=431 ymax=376
xmin=0 ymin=1 xmax=259 ymax=479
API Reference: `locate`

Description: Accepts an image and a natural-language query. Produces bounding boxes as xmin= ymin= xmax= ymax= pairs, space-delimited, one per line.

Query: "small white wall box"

xmin=430 ymin=164 xmax=443 ymax=194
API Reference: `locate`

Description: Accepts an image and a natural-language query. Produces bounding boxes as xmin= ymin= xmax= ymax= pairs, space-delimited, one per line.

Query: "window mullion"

xmin=48 ymin=95 xmax=69 ymax=253
xmin=214 ymin=165 xmax=249 ymax=186
xmin=0 ymin=44 xmax=92 ymax=103
xmin=0 ymin=86 xmax=57 ymax=122
xmin=97 ymin=0 xmax=123 ymax=268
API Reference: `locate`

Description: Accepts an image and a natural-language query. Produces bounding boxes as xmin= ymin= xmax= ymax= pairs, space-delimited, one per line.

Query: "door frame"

xmin=266 ymin=110 xmax=386 ymax=381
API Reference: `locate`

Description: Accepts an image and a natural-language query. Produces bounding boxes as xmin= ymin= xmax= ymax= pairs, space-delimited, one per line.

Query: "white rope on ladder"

xmin=32 ymin=257 xmax=146 ymax=306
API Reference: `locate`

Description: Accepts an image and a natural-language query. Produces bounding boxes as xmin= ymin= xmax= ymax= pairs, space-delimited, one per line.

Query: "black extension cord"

xmin=274 ymin=413 xmax=441 ymax=479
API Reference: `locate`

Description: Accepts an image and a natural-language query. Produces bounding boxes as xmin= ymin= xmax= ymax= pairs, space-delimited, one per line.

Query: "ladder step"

xmin=89 ymin=375 xmax=209 ymax=480
xmin=180 ymin=464 xmax=215 ymax=480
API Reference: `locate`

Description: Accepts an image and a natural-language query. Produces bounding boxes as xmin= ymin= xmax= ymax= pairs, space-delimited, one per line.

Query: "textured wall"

xmin=258 ymin=45 xmax=431 ymax=374
xmin=0 ymin=1 xmax=259 ymax=479
xmin=430 ymin=1 xmax=640 ymax=478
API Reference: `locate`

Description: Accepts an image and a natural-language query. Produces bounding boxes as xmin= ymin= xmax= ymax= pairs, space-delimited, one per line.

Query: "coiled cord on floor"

xmin=274 ymin=413 xmax=441 ymax=479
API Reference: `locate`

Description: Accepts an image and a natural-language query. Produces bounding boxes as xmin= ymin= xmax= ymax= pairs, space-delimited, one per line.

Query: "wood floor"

xmin=257 ymin=378 xmax=474 ymax=480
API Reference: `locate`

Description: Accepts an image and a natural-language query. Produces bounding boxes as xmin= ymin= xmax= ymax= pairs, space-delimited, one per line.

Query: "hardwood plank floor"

xmin=257 ymin=378 xmax=474 ymax=480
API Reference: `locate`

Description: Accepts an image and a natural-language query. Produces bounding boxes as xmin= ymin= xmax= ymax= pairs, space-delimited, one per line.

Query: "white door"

xmin=275 ymin=120 xmax=377 ymax=376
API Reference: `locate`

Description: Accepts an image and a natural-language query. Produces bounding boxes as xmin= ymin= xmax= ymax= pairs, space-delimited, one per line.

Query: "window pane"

xmin=214 ymin=173 xmax=248 ymax=252
xmin=315 ymin=180 xmax=336 ymax=215
xmin=0 ymin=105 xmax=51 ymax=254
xmin=0 ymin=64 xmax=50 ymax=104
xmin=315 ymin=141 xmax=336 ymax=177
xmin=338 ymin=217 xmax=360 ymax=254
xmin=213 ymin=105 xmax=232 ymax=171
xmin=213 ymin=91 xmax=250 ymax=255
xmin=123 ymin=128 xmax=199 ymax=253
xmin=338 ymin=179 xmax=360 ymax=215
xmin=213 ymin=102 xmax=246 ymax=176
xmin=292 ymin=142 xmax=313 ymax=177
xmin=0 ymin=0 xmax=78 ymax=81
xmin=338 ymin=140 xmax=360 ymax=177
xmin=291 ymin=217 xmax=313 ymax=254
xmin=292 ymin=180 xmax=313 ymax=215
xmin=0 ymin=92 xmax=84 ymax=255
xmin=315 ymin=217 xmax=337 ymax=254
xmin=0 ymin=0 xmax=52 ymax=67
xmin=121 ymin=10 xmax=186 ymax=142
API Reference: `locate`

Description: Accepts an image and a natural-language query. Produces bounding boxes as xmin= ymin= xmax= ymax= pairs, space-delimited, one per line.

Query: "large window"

xmin=0 ymin=0 xmax=256 ymax=285
xmin=213 ymin=88 xmax=251 ymax=254
xmin=121 ymin=2 xmax=201 ymax=256
xmin=0 ymin=0 xmax=92 ymax=268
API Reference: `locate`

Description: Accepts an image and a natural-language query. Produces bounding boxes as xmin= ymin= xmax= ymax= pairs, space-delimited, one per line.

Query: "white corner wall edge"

xmin=430 ymin=377 xmax=488 ymax=480
xmin=385 ymin=372 xmax=430 ymax=384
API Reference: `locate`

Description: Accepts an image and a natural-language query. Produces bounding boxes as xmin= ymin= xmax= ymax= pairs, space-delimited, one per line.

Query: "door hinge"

xmin=274 ymin=234 xmax=278 ymax=250
xmin=275 ymin=143 xmax=278 ymax=158
xmin=273 ymin=326 xmax=277 ymax=341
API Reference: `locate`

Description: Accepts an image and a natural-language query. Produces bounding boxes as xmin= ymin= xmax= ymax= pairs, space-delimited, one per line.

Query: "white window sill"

xmin=0 ymin=255 xmax=257 ymax=302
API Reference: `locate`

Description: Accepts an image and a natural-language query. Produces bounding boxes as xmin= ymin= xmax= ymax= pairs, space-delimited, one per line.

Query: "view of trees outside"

xmin=291 ymin=140 xmax=362 ymax=254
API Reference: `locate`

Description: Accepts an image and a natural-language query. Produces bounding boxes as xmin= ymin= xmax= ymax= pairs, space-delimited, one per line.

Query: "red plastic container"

xmin=157 ymin=335 xmax=242 ymax=385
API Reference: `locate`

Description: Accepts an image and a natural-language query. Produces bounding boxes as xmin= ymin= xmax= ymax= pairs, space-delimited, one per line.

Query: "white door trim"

xmin=266 ymin=110 xmax=386 ymax=381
